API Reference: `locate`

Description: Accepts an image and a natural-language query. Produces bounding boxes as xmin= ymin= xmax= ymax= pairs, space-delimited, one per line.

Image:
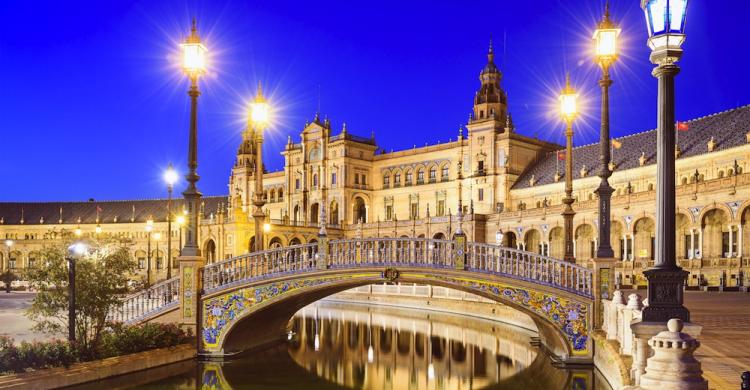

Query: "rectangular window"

xmin=684 ymin=235 xmax=691 ymax=259
xmin=441 ymin=166 xmax=449 ymax=181
xmin=362 ymin=175 xmax=366 ymax=186
xmin=138 ymin=258 xmax=146 ymax=270
xmin=437 ymin=200 xmax=445 ymax=216
xmin=383 ymin=175 xmax=390 ymax=188
xmin=385 ymin=205 xmax=393 ymax=221
xmin=295 ymin=178 xmax=300 ymax=190
xmin=354 ymin=174 xmax=359 ymax=185
xmin=722 ymin=232 xmax=729 ymax=257
xmin=331 ymin=173 xmax=337 ymax=186
xmin=478 ymin=160 xmax=485 ymax=174
xmin=478 ymin=188 xmax=484 ymax=201
xmin=410 ymin=203 xmax=418 ymax=219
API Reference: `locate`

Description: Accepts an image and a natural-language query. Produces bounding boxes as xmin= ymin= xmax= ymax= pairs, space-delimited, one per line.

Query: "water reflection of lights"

xmin=287 ymin=302 xmax=541 ymax=390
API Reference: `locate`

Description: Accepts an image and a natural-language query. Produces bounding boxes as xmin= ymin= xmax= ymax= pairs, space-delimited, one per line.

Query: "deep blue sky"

xmin=1 ymin=0 xmax=748 ymax=201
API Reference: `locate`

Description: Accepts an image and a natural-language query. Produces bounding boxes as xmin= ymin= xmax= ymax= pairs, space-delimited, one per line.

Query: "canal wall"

xmin=0 ymin=344 xmax=195 ymax=389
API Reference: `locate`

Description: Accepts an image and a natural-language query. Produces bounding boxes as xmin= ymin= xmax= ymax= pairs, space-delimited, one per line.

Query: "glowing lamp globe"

xmin=560 ymin=76 xmax=578 ymax=122
xmin=641 ymin=0 xmax=688 ymax=64
xmin=95 ymin=224 xmax=102 ymax=234
xmin=180 ymin=20 xmax=207 ymax=77
xmin=176 ymin=215 xmax=186 ymax=226
xmin=68 ymin=242 xmax=88 ymax=258
xmin=263 ymin=223 xmax=271 ymax=233
xmin=4 ymin=239 xmax=13 ymax=248
xmin=164 ymin=164 xmax=179 ymax=187
xmin=154 ymin=232 xmax=162 ymax=241
xmin=593 ymin=5 xmax=620 ymax=65
xmin=250 ymin=83 xmax=270 ymax=127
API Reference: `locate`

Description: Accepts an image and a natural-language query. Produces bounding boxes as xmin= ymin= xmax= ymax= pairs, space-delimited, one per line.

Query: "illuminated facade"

xmin=2 ymin=46 xmax=750 ymax=288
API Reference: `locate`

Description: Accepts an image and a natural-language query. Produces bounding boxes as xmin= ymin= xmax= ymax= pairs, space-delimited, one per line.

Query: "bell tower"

xmin=471 ymin=41 xmax=508 ymax=129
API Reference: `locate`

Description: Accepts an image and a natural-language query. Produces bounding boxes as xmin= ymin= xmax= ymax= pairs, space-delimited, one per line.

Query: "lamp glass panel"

xmin=181 ymin=43 xmax=206 ymax=73
xmin=251 ymin=102 xmax=270 ymax=125
xmin=596 ymin=30 xmax=618 ymax=57
xmin=648 ymin=0 xmax=668 ymax=34
xmin=560 ymin=94 xmax=577 ymax=118
xmin=669 ymin=0 xmax=687 ymax=32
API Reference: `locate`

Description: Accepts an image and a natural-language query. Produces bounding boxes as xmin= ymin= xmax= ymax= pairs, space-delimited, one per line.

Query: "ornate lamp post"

xmin=250 ymin=83 xmax=270 ymax=252
xmin=641 ymin=0 xmax=690 ymax=322
xmin=66 ymin=242 xmax=87 ymax=342
xmin=593 ymin=3 xmax=620 ymax=259
xmin=145 ymin=217 xmax=154 ymax=284
xmin=560 ymin=75 xmax=578 ymax=263
xmin=154 ymin=232 xmax=162 ymax=272
xmin=179 ymin=19 xmax=207 ymax=258
xmin=164 ymin=164 xmax=178 ymax=279
xmin=176 ymin=213 xmax=186 ymax=254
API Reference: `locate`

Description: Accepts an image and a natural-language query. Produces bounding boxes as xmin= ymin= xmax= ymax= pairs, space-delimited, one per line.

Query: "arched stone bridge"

xmin=111 ymin=236 xmax=595 ymax=363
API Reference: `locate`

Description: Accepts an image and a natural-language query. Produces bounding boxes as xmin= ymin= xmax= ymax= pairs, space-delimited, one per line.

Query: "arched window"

xmin=313 ymin=173 xmax=319 ymax=188
xmin=405 ymin=170 xmax=413 ymax=185
xmin=417 ymin=168 xmax=424 ymax=184
xmin=383 ymin=173 xmax=390 ymax=188
xmin=429 ymin=167 xmax=437 ymax=183
xmin=441 ymin=165 xmax=449 ymax=181
xmin=394 ymin=172 xmax=401 ymax=187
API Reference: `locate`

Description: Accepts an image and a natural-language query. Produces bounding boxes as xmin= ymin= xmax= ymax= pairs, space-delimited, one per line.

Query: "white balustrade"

xmin=600 ymin=290 xmax=645 ymax=358
xmin=109 ymin=276 xmax=180 ymax=324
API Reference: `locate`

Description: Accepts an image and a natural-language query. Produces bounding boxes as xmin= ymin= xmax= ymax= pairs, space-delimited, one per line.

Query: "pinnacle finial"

xmin=565 ymin=72 xmax=571 ymax=88
xmin=487 ymin=37 xmax=495 ymax=62
xmin=192 ymin=17 xmax=197 ymax=32
xmin=256 ymin=80 xmax=264 ymax=100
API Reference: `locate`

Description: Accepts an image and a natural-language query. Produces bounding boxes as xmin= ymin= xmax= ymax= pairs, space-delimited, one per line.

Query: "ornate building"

xmin=2 ymin=46 xmax=749 ymax=289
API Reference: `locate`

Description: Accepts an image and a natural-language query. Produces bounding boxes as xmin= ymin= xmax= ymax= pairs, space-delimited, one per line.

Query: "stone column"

xmin=178 ymin=254 xmax=205 ymax=342
xmin=728 ymin=225 xmax=734 ymax=258
xmin=738 ymin=224 xmax=743 ymax=258
xmin=639 ymin=319 xmax=707 ymax=390
xmin=697 ymin=229 xmax=703 ymax=259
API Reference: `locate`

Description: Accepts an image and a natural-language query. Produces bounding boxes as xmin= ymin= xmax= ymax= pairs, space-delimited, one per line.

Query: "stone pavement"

xmin=683 ymin=291 xmax=750 ymax=390
xmin=0 ymin=292 xmax=50 ymax=343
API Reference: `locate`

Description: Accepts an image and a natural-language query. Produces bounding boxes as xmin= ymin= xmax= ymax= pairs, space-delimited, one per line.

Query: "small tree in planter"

xmin=24 ymin=238 xmax=136 ymax=358
xmin=0 ymin=271 xmax=18 ymax=293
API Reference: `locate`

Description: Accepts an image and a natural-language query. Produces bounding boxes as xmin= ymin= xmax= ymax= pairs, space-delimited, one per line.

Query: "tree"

xmin=24 ymin=238 xmax=136 ymax=357
xmin=0 ymin=271 xmax=18 ymax=293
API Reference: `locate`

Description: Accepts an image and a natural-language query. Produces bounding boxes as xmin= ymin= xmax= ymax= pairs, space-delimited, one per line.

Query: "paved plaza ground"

xmin=0 ymin=291 xmax=747 ymax=388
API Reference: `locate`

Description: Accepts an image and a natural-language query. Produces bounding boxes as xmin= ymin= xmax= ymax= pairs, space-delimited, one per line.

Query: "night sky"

xmin=1 ymin=0 xmax=748 ymax=201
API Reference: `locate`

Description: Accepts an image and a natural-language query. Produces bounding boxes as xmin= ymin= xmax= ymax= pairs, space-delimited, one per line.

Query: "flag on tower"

xmin=612 ymin=139 xmax=622 ymax=149
xmin=557 ymin=151 xmax=566 ymax=160
xmin=677 ymin=121 xmax=690 ymax=131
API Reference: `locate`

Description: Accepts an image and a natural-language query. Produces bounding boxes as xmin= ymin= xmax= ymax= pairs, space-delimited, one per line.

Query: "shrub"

xmin=0 ymin=323 xmax=189 ymax=375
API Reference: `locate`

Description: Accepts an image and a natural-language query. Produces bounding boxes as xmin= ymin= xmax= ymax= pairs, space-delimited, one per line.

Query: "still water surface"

xmin=73 ymin=301 xmax=609 ymax=389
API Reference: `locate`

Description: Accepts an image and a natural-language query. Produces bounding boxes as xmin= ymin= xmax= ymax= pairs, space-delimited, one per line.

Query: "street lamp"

xmin=154 ymin=232 xmax=162 ymax=272
xmin=95 ymin=224 xmax=102 ymax=235
xmin=4 ymin=240 xmax=13 ymax=272
xmin=66 ymin=241 xmax=87 ymax=342
xmin=640 ymin=0 xmax=690 ymax=323
xmin=250 ymin=82 xmax=270 ymax=252
xmin=74 ymin=226 xmax=82 ymax=238
xmin=180 ymin=19 xmax=207 ymax=258
xmin=145 ymin=217 xmax=154 ymax=284
xmin=560 ymin=74 xmax=578 ymax=263
xmin=593 ymin=2 xmax=620 ymax=259
xmin=164 ymin=164 xmax=178 ymax=279
xmin=176 ymin=213 xmax=186 ymax=258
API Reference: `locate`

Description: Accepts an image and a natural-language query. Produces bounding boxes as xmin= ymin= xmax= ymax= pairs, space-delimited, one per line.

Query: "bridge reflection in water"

xmin=85 ymin=300 xmax=610 ymax=390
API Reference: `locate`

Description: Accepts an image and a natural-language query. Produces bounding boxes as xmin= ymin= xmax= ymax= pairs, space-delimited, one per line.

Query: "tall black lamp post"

xmin=560 ymin=74 xmax=578 ymax=263
xmin=164 ymin=164 xmax=178 ymax=279
xmin=179 ymin=19 xmax=207 ymax=258
xmin=593 ymin=3 xmax=620 ymax=259
xmin=250 ymin=83 xmax=270 ymax=252
xmin=640 ymin=0 xmax=690 ymax=322
xmin=66 ymin=242 xmax=87 ymax=342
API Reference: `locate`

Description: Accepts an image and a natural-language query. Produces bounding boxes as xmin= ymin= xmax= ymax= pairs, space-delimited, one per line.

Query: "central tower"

xmin=471 ymin=41 xmax=508 ymax=128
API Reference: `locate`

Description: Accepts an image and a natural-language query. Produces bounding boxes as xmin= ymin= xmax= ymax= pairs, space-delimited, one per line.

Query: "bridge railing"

xmin=203 ymin=243 xmax=319 ymax=292
xmin=109 ymin=276 xmax=180 ymax=324
xmin=466 ymin=242 xmax=592 ymax=297
xmin=328 ymin=238 xmax=454 ymax=269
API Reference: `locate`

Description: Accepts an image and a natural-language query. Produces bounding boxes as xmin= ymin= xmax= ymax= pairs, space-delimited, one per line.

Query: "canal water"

xmin=72 ymin=301 xmax=610 ymax=389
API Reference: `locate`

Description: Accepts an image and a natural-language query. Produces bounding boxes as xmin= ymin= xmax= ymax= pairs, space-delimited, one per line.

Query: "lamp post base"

xmin=642 ymin=267 xmax=690 ymax=323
